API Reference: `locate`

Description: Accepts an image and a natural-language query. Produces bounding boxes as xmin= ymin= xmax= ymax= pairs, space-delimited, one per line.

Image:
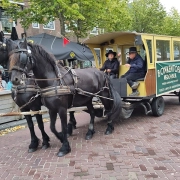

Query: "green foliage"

xmin=0 ymin=0 xmax=131 ymax=41
xmin=162 ymin=8 xmax=180 ymax=36
xmin=67 ymin=0 xmax=131 ymax=40
xmin=1 ymin=0 xmax=180 ymax=39
xmin=98 ymin=0 xmax=132 ymax=32
xmin=0 ymin=0 xmax=24 ymax=18
xmin=129 ymin=0 xmax=167 ymax=34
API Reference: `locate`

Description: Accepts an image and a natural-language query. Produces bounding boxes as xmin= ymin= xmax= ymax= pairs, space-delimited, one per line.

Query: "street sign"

xmin=156 ymin=60 xmax=180 ymax=96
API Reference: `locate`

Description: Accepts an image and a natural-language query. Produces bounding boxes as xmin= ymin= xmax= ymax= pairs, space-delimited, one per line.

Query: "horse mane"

xmin=27 ymin=43 xmax=59 ymax=73
xmin=9 ymin=53 xmax=19 ymax=70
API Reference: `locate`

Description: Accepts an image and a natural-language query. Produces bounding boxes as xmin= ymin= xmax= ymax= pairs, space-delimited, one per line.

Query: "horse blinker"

xmin=20 ymin=52 xmax=28 ymax=65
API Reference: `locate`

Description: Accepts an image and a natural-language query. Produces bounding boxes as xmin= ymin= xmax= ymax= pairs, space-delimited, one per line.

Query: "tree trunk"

xmin=59 ymin=13 xmax=66 ymax=36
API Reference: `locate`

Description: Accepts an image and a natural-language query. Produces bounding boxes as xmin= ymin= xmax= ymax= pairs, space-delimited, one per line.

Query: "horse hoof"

xmin=28 ymin=148 xmax=38 ymax=153
xmin=42 ymin=144 xmax=50 ymax=150
xmin=105 ymin=130 xmax=112 ymax=135
xmin=73 ymin=125 xmax=77 ymax=129
xmin=67 ymin=133 xmax=70 ymax=138
xmin=85 ymin=134 xmax=93 ymax=140
xmin=57 ymin=149 xmax=71 ymax=157
xmin=85 ymin=130 xmax=95 ymax=140
xmin=105 ymin=124 xmax=114 ymax=135
xmin=105 ymin=128 xmax=114 ymax=135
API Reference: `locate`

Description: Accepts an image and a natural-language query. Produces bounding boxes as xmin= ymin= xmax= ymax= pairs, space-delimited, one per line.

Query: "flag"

xmin=63 ymin=37 xmax=70 ymax=47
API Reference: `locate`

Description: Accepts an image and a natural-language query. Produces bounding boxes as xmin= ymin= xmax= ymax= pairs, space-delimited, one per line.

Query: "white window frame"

xmin=43 ymin=21 xmax=55 ymax=30
xmin=90 ymin=27 xmax=98 ymax=35
xmin=65 ymin=24 xmax=71 ymax=32
xmin=32 ymin=22 xmax=39 ymax=29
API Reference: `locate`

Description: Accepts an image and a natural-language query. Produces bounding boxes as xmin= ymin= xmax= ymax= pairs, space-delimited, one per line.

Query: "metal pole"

xmin=0 ymin=104 xmax=104 ymax=117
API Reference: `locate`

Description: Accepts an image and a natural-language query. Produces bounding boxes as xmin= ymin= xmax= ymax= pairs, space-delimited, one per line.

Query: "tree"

xmin=162 ymin=7 xmax=180 ymax=36
xmin=0 ymin=0 xmax=131 ymax=42
xmin=67 ymin=0 xmax=131 ymax=41
xmin=128 ymin=0 xmax=166 ymax=34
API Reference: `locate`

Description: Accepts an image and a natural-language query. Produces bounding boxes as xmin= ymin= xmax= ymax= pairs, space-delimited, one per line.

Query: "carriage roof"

xmin=84 ymin=31 xmax=180 ymax=45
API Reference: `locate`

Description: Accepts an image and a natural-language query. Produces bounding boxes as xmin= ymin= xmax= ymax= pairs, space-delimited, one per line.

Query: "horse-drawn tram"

xmin=84 ymin=31 xmax=180 ymax=117
xmin=1 ymin=31 xmax=180 ymax=156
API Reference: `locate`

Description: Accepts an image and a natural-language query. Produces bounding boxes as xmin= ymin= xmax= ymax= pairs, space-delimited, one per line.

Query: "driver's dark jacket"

xmin=126 ymin=54 xmax=145 ymax=75
xmin=100 ymin=58 xmax=119 ymax=75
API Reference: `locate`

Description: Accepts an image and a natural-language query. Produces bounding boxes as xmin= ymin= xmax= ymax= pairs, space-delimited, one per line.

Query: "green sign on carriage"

xmin=156 ymin=61 xmax=180 ymax=96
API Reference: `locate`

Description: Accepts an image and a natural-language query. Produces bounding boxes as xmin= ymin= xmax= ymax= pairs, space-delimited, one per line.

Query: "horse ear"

xmin=21 ymin=38 xmax=28 ymax=49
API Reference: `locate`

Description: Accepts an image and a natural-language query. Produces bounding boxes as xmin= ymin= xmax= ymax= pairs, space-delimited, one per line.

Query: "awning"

xmin=27 ymin=33 xmax=94 ymax=61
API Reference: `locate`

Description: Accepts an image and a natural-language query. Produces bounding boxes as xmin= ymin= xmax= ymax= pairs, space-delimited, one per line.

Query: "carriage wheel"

xmin=178 ymin=91 xmax=180 ymax=104
xmin=151 ymin=96 xmax=165 ymax=117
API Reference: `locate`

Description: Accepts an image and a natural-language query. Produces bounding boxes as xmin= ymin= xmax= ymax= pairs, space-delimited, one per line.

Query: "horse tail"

xmin=106 ymin=75 xmax=122 ymax=122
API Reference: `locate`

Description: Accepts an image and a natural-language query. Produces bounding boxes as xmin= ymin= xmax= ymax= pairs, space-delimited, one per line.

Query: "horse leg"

xmin=85 ymin=101 xmax=95 ymax=140
xmin=49 ymin=110 xmax=63 ymax=143
xmin=100 ymin=92 xmax=114 ymax=135
xmin=24 ymin=114 xmax=39 ymax=153
xmin=35 ymin=114 xmax=50 ymax=150
xmin=57 ymin=108 xmax=71 ymax=157
xmin=67 ymin=111 xmax=77 ymax=137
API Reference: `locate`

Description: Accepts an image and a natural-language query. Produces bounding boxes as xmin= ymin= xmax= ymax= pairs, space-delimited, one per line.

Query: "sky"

xmin=160 ymin=0 xmax=180 ymax=12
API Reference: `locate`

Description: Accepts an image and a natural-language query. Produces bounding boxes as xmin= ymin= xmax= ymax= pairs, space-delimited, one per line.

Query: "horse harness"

xmin=9 ymin=46 xmax=113 ymax=109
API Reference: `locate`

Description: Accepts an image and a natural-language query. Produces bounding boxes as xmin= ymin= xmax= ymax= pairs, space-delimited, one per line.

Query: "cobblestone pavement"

xmin=0 ymin=97 xmax=180 ymax=180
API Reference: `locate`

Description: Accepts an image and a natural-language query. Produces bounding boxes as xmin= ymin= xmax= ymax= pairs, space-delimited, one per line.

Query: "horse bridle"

xmin=9 ymin=43 xmax=63 ymax=84
xmin=10 ymin=47 xmax=33 ymax=75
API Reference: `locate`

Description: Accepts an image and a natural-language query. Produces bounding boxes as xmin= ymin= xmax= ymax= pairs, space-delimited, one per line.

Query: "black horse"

xmin=0 ymin=34 xmax=51 ymax=152
xmin=0 ymin=33 xmax=77 ymax=148
xmin=9 ymin=40 xmax=122 ymax=157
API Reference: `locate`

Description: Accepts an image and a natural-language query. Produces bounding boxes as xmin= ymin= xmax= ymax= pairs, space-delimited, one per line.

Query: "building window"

xmin=173 ymin=41 xmax=180 ymax=60
xmin=156 ymin=40 xmax=170 ymax=61
xmin=90 ymin=27 xmax=98 ymax=35
xmin=32 ymin=22 xmax=39 ymax=28
xmin=43 ymin=21 xmax=55 ymax=30
xmin=1 ymin=11 xmax=13 ymax=34
xmin=65 ymin=24 xmax=71 ymax=32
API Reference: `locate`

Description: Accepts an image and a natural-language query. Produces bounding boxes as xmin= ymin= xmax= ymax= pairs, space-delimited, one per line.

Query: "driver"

xmin=100 ymin=50 xmax=119 ymax=79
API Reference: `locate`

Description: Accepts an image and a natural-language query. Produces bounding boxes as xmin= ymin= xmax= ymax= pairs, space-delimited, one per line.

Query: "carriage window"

xmin=173 ymin=41 xmax=180 ymax=60
xmin=117 ymin=47 xmax=121 ymax=64
xmin=94 ymin=48 xmax=101 ymax=67
xmin=106 ymin=47 xmax=113 ymax=54
xmin=139 ymin=46 xmax=146 ymax=61
xmin=156 ymin=40 xmax=170 ymax=61
xmin=146 ymin=40 xmax=153 ymax=63
xmin=124 ymin=48 xmax=129 ymax=64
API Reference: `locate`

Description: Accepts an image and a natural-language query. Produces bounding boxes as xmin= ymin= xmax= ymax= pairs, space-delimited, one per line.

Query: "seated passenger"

xmin=100 ymin=50 xmax=119 ymax=79
xmin=121 ymin=47 xmax=145 ymax=96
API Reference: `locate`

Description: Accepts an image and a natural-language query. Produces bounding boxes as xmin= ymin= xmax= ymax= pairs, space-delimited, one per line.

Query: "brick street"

xmin=0 ymin=97 xmax=180 ymax=180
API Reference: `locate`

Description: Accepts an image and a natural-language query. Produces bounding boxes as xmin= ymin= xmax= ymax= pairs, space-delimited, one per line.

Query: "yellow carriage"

xmin=84 ymin=32 xmax=180 ymax=117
